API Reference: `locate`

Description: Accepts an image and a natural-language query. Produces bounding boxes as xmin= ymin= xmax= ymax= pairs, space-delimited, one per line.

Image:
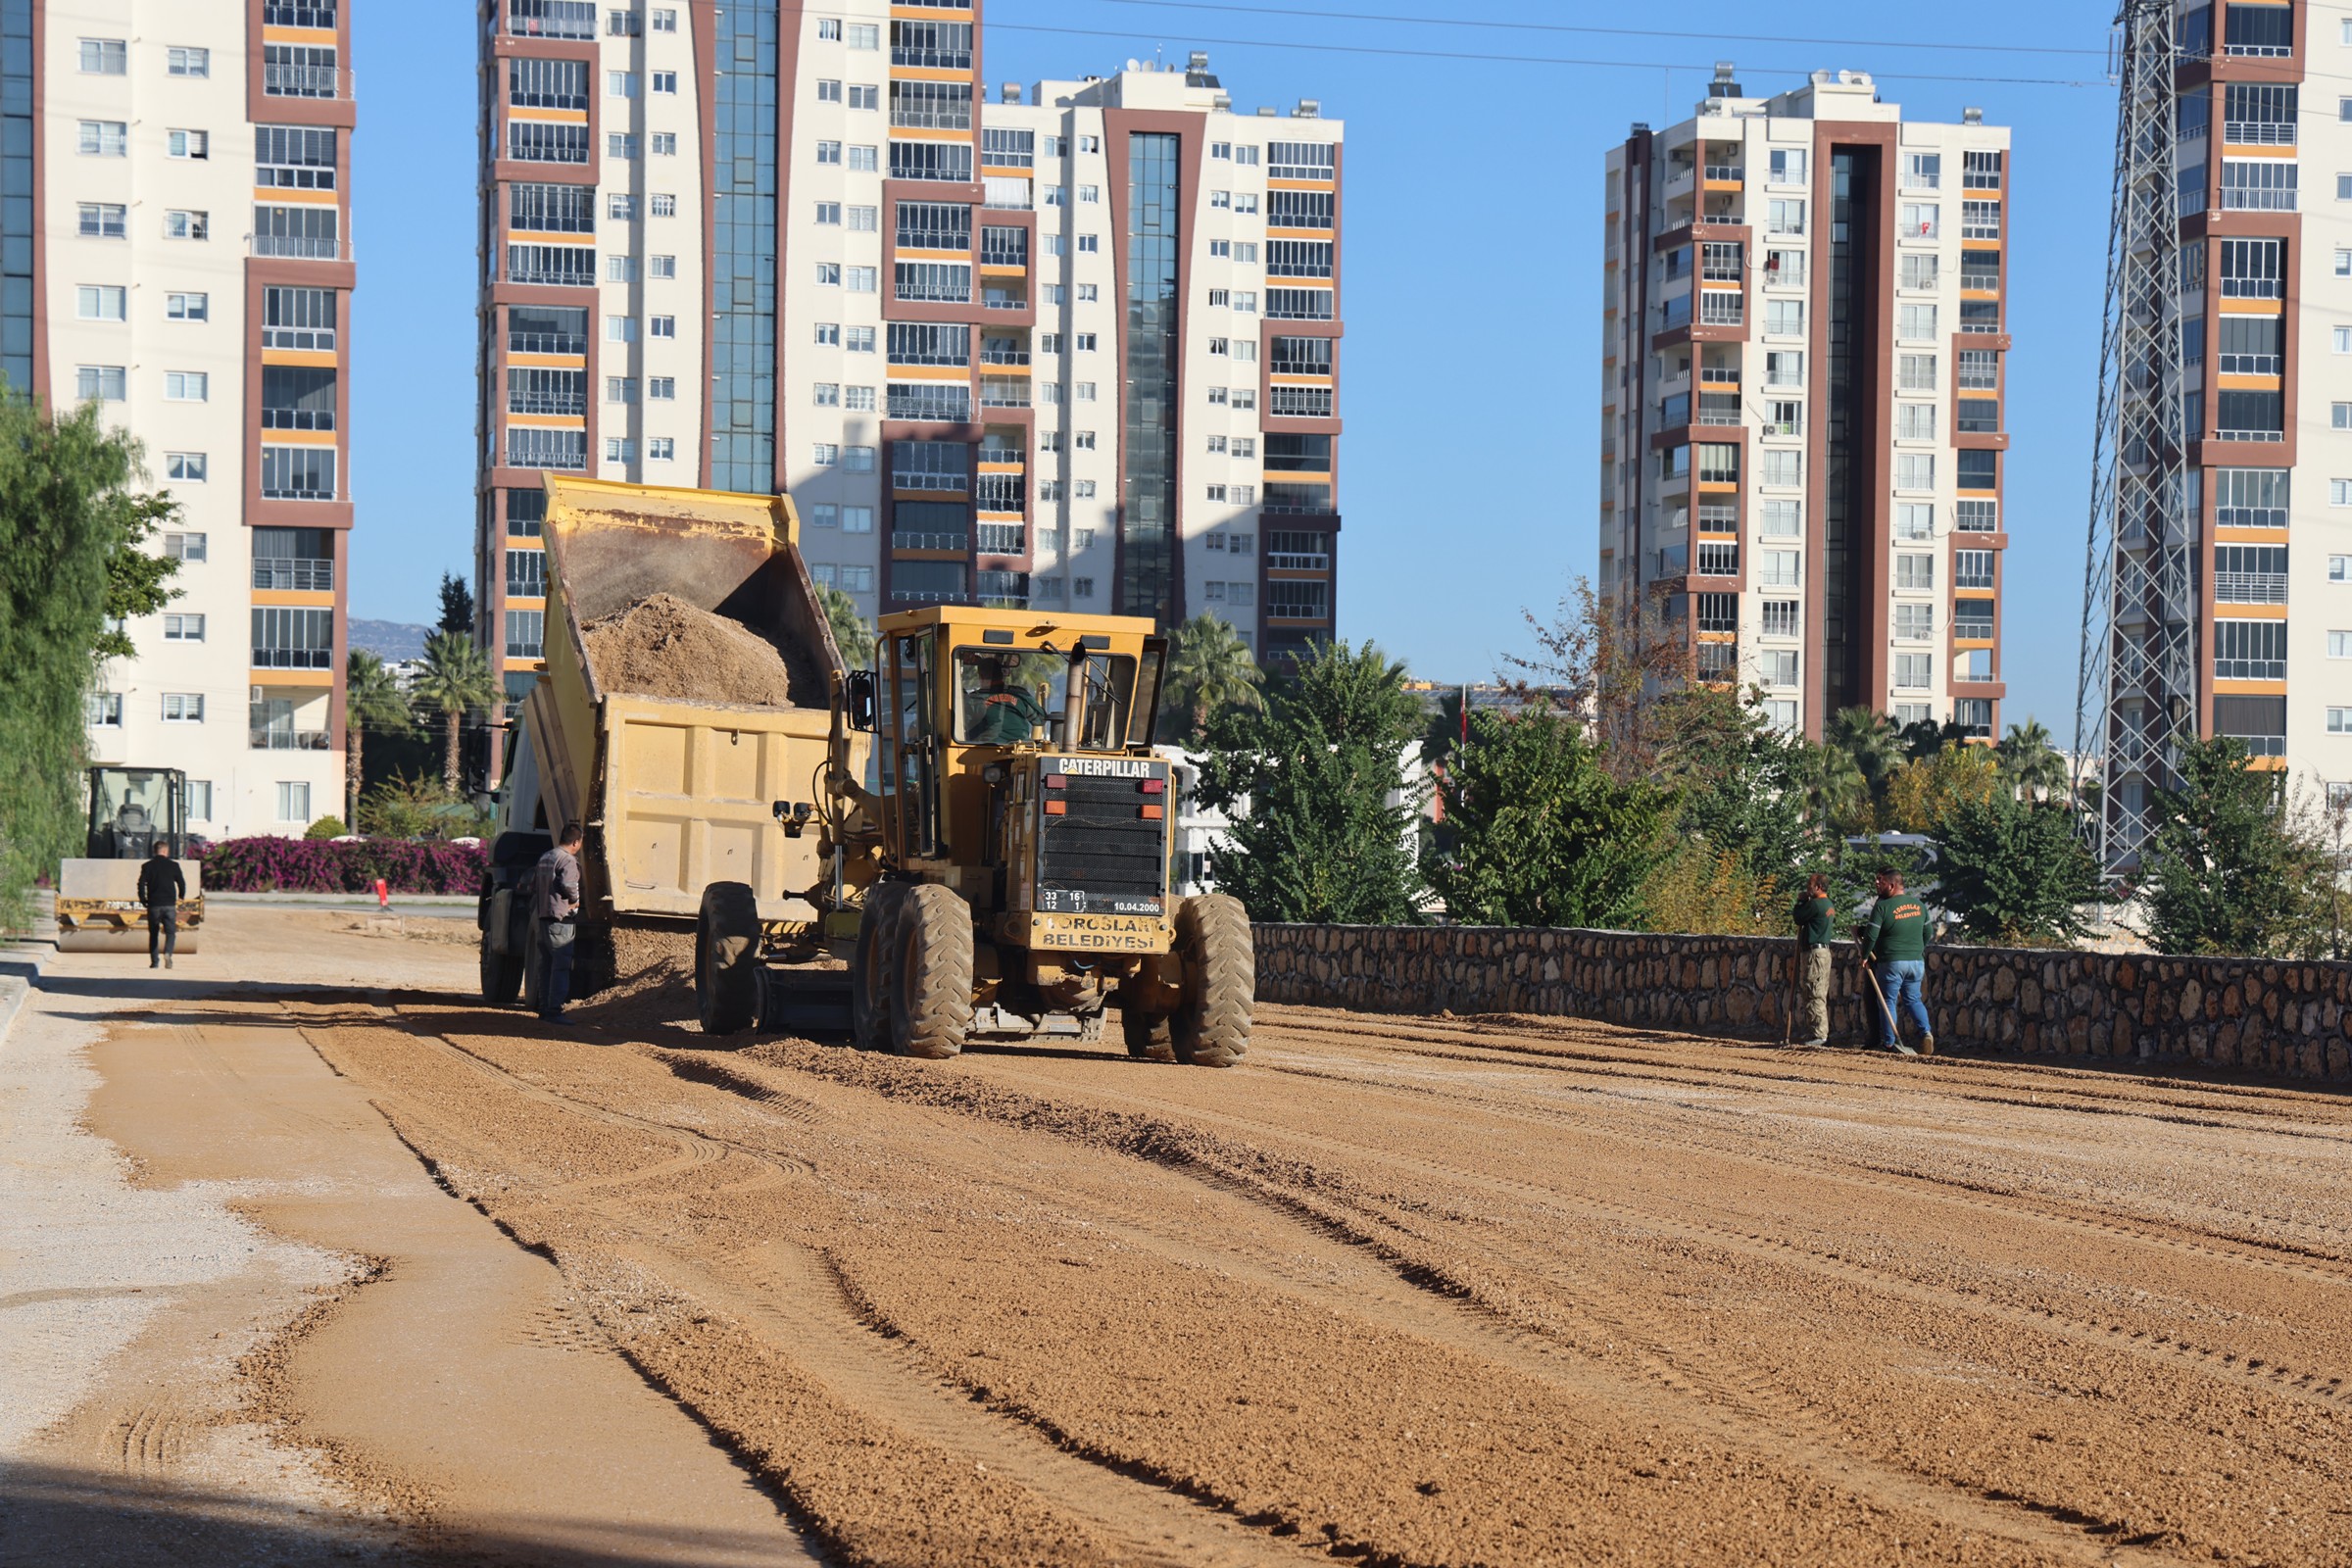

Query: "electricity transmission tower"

xmin=2074 ymin=0 xmax=2195 ymax=876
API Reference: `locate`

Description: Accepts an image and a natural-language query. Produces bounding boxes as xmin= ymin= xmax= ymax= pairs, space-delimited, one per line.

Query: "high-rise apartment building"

xmin=476 ymin=0 xmax=1341 ymax=724
xmin=2166 ymin=1 xmax=2342 ymax=808
xmin=5 ymin=0 xmax=356 ymax=836
xmin=1600 ymin=70 xmax=2010 ymax=742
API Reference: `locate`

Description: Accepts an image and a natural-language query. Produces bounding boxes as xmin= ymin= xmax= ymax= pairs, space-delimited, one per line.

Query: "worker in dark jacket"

xmin=1788 ymin=872 xmax=1836 ymax=1047
xmin=533 ymin=822 xmax=585 ymax=1023
xmin=136 ymin=846 xmax=185 ymax=969
xmin=1855 ymin=869 xmax=1934 ymax=1056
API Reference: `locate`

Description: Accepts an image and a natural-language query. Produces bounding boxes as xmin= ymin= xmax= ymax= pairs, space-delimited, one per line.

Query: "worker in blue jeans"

xmin=1855 ymin=868 xmax=1935 ymax=1057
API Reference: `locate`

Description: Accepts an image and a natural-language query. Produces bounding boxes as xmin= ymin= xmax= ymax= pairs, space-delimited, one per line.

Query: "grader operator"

xmin=696 ymin=605 xmax=1254 ymax=1067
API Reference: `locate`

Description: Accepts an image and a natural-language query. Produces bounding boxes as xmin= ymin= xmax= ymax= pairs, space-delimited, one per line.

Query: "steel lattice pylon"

xmin=2074 ymin=0 xmax=2197 ymax=876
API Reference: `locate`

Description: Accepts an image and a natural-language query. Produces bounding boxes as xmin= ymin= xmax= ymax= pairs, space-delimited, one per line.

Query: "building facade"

xmin=475 ymin=0 xmax=1341 ymax=719
xmin=2169 ymin=0 xmax=2345 ymax=809
xmin=8 ymin=0 xmax=355 ymax=836
xmin=1600 ymin=70 xmax=2010 ymax=742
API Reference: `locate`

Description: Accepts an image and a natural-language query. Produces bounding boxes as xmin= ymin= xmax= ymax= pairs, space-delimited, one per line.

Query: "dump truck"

xmin=58 ymin=765 xmax=203 ymax=954
xmin=478 ymin=477 xmax=860 ymax=1015
xmin=485 ymin=477 xmax=1254 ymax=1066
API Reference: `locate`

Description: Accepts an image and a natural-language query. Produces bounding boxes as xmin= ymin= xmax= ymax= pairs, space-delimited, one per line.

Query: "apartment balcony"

xmin=976 ymin=522 xmax=1026 ymax=554
xmin=890 ymin=107 xmax=973 ymax=132
xmin=893 ymin=44 xmax=973 ymax=70
xmin=1266 ymin=546 xmax=1332 ymax=570
xmin=252 ymin=559 xmax=334 ymax=591
xmin=979 ymin=345 xmax=1030 ymax=367
xmin=252 ymin=646 xmax=332 ymax=671
xmin=506 ymin=0 xmax=597 ymax=38
xmin=250 ymin=727 xmax=333 ymax=751
xmin=263 ymin=64 xmax=347 ymax=99
xmin=1696 ymin=392 xmax=1741 ymax=425
xmin=250 ymin=232 xmax=346 ymax=262
xmin=892 ymin=469 xmax=968 ymax=493
xmin=891 ymin=531 xmax=969 ymax=553
xmin=2223 ymin=119 xmax=2295 ymax=145
xmin=979 ymin=377 xmax=1030 ymax=408
xmin=979 ymin=232 xmax=1028 ymax=270
xmin=263 ymin=1 xmax=337 ymax=24
xmin=2216 ymin=570 xmax=2289 ymax=604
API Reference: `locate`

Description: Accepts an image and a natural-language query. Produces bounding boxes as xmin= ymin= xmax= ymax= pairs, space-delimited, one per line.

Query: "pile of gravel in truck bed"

xmin=581 ymin=592 xmax=825 ymax=710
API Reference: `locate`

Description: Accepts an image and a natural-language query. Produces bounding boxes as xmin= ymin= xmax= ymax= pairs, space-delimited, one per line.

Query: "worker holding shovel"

xmin=1788 ymin=872 xmax=1836 ymax=1048
xmin=1854 ymin=868 xmax=1935 ymax=1057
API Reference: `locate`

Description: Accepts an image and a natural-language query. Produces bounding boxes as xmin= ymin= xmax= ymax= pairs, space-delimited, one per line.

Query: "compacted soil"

xmin=8 ymin=906 xmax=2352 ymax=1565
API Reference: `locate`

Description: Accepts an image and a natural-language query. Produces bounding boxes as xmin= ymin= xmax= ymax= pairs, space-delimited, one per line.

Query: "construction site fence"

xmin=1251 ymin=924 xmax=2352 ymax=1083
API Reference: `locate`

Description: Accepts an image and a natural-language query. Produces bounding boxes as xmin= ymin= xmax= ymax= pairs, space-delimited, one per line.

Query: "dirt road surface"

xmin=5 ymin=907 xmax=2351 ymax=1566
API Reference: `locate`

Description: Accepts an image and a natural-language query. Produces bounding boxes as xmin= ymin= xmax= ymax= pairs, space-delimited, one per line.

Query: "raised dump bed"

xmin=500 ymin=478 xmax=856 ymax=933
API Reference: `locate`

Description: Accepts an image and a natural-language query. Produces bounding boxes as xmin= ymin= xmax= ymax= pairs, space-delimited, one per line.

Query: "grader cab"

xmin=695 ymin=605 xmax=1254 ymax=1067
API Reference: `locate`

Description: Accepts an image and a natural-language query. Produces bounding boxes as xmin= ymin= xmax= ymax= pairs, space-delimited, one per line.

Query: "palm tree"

xmin=1794 ymin=740 xmax=1870 ymax=835
xmin=1826 ymin=707 xmax=1904 ymax=803
xmin=817 ymin=582 xmax=874 ymax=669
xmin=409 ymin=632 xmax=499 ymax=798
xmin=1996 ymin=717 xmax=2069 ymax=802
xmin=343 ymin=650 xmax=414 ymax=827
xmin=1162 ymin=612 xmax=1265 ymax=739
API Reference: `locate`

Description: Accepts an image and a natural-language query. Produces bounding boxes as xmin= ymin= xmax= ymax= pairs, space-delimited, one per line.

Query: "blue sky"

xmin=350 ymin=1 xmax=2118 ymax=735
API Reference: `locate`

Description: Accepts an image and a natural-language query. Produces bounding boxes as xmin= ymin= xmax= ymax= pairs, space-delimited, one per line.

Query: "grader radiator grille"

xmin=1035 ymin=758 xmax=1168 ymax=917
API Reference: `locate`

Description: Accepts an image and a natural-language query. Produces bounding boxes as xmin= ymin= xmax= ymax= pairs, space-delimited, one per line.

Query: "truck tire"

xmin=696 ymin=881 xmax=763 ymax=1037
xmin=890 ymin=884 xmax=972 ymax=1060
xmin=850 ymin=885 xmax=906 ymax=1051
xmin=480 ymin=889 xmax=523 ymax=1005
xmin=1171 ymin=894 xmax=1253 ymax=1068
xmin=520 ymin=912 xmax=546 ymax=1015
xmin=1121 ymin=1007 xmax=1175 ymax=1063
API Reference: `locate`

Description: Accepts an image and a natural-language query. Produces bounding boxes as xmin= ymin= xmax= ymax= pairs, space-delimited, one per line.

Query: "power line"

xmin=985 ymin=22 xmax=2103 ymax=87
xmin=1091 ymin=0 xmax=2112 ymax=60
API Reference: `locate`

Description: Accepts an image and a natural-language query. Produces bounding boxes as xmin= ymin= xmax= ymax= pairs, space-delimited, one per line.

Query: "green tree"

xmin=436 ymin=571 xmax=474 ymax=638
xmin=409 ymin=632 xmax=499 ymax=798
xmin=2139 ymin=735 xmax=2323 ymax=956
xmin=1431 ymin=704 xmax=1668 ymax=928
xmin=1162 ymin=612 xmax=1264 ymax=741
xmin=1650 ymin=683 xmax=1819 ymax=888
xmin=1883 ymin=744 xmax=2002 ymax=834
xmin=97 ymin=489 xmax=182 ymax=661
xmin=1826 ymin=707 xmax=1905 ymax=816
xmin=344 ymin=649 xmax=415 ymax=828
xmin=0 ymin=388 xmax=175 ymax=925
xmin=1934 ymin=790 xmax=2104 ymax=945
xmin=817 ymin=582 xmax=874 ymax=669
xmin=1995 ymin=717 xmax=2069 ymax=802
xmin=1792 ymin=739 xmax=1870 ymax=835
xmin=1198 ymin=638 xmax=1424 ymax=923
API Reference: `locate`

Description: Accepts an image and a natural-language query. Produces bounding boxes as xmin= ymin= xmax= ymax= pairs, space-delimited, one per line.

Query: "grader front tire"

xmin=1172 ymin=894 xmax=1253 ymax=1068
xmin=1122 ymin=1007 xmax=1175 ymax=1063
xmin=696 ymin=881 xmax=763 ymax=1037
xmin=891 ymin=884 xmax=973 ymax=1060
xmin=850 ymin=885 xmax=906 ymax=1051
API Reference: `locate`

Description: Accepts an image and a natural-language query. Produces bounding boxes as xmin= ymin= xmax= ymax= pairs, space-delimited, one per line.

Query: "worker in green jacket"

xmin=1788 ymin=873 xmax=1835 ymax=1047
xmin=1855 ymin=868 xmax=1934 ymax=1056
xmin=963 ymin=657 xmax=1054 ymax=745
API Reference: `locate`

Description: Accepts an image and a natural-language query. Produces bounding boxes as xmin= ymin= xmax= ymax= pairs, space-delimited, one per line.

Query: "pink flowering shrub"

xmin=202 ymin=836 xmax=488 ymax=895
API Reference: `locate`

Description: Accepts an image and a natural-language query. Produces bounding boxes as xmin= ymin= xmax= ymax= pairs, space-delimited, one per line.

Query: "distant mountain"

xmin=349 ymin=619 xmax=434 ymax=662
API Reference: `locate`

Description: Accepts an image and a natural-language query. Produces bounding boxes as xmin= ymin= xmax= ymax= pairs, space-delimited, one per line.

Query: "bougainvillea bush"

xmin=202 ymin=837 xmax=487 ymax=895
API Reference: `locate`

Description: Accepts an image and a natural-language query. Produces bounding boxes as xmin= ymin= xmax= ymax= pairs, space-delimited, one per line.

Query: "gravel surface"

xmin=286 ymin=993 xmax=2352 ymax=1567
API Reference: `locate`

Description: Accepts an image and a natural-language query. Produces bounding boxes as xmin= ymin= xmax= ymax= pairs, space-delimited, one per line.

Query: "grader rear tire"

xmin=850 ymin=885 xmax=906 ymax=1051
xmin=696 ymin=881 xmax=763 ymax=1037
xmin=1172 ymin=894 xmax=1252 ymax=1068
xmin=890 ymin=884 xmax=972 ymax=1060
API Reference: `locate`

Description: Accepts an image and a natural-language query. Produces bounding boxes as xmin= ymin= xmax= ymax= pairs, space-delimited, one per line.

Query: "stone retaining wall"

xmin=1252 ymin=924 xmax=2352 ymax=1082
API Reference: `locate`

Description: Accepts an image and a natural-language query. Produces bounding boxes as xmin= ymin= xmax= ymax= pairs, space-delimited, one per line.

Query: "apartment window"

xmin=168 ymin=130 xmax=210 ymax=161
xmin=76 ymin=286 xmax=126 ymax=322
xmin=2220 ymin=159 xmax=2297 ymax=211
xmin=2216 ymin=619 xmax=2289 ymax=679
xmin=1895 ymin=603 xmax=1936 ymax=641
xmin=2221 ymin=237 xmax=2284 ymax=297
xmin=1760 ymin=451 xmax=1801 ymax=487
xmin=1770 ymin=147 xmax=1808 ymax=184
xmin=1898 ymin=304 xmax=1938 ymax=340
xmin=609 ymin=133 xmax=639 ymax=159
xmin=847 ymin=267 xmax=878 ymax=294
xmin=1764 ymin=351 xmax=1803 ymax=387
xmin=1895 ymin=454 xmax=1936 ymax=491
xmin=77 ymin=204 xmax=127 ymax=240
xmin=605 ymin=376 xmax=640 ymax=404
xmin=164 ymin=210 xmax=210 ymax=241
xmin=1899 ymin=202 xmax=1938 ymax=239
xmin=607 ymin=254 xmax=641 ymax=282
xmin=1895 ymin=553 xmax=1936 ymax=591
xmin=647 ymin=438 xmax=674 ymax=462
xmin=1763 ymin=249 xmax=1805 ymax=287
xmin=1765 ymin=300 xmax=1804 ymax=336
xmin=653 ymin=7 xmax=677 ymax=28
xmin=168 ymin=45 xmax=210 ymax=75
xmin=1759 ymin=501 xmax=1799 ymax=537
xmin=74 ymin=366 xmax=125 ymax=403
xmin=1696 ymin=444 xmax=1740 ymax=484
xmin=1959 ymin=200 xmax=2001 ymax=239
xmin=164 ymin=370 xmax=209 ymax=403
xmin=1899 ymin=253 xmax=1939 ymax=291
xmin=1957 ymin=449 xmax=1997 ymax=491
xmin=2334 ymin=631 xmax=2352 ymax=659
xmin=1894 ymin=654 xmax=1933 ymax=691
xmin=652 ymin=70 xmax=677 ymax=93
xmin=77 ymin=121 xmax=127 ymax=158
xmin=1897 ymin=403 xmax=1936 ymax=441
xmin=651 ymin=193 xmax=677 ymax=219
xmin=1894 ymin=503 xmax=1934 ymax=541
xmin=261 ymin=445 xmax=337 ymax=497
xmin=1956 ymin=500 xmax=1998 ymax=532
xmin=1761 ymin=600 xmax=1800 ymax=638
xmin=1897 ymin=354 xmax=1937 ymax=392
xmin=79 ymin=36 xmax=128 ymax=74
xmin=166 ymin=454 xmax=208 ymax=483
xmin=604 ymin=437 xmax=636 ymax=463
xmin=160 ymin=612 xmax=207 ymax=645
xmin=1759 ymin=550 xmax=1800 ymax=588
xmin=1767 ymin=198 xmax=1805 ymax=235
xmin=846 ymin=326 xmax=875 ymax=353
